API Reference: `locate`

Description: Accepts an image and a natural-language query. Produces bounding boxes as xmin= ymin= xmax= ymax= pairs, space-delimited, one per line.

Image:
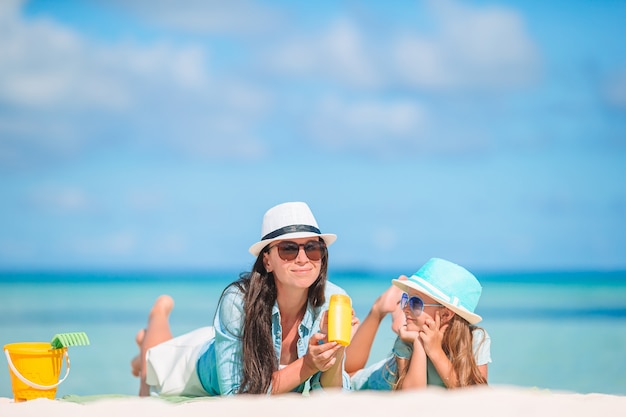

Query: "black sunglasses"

xmin=268 ymin=240 xmax=326 ymax=261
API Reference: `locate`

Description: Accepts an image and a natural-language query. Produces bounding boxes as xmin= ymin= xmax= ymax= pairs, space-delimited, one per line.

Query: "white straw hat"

xmin=248 ymin=202 xmax=337 ymax=256
xmin=392 ymin=258 xmax=483 ymax=324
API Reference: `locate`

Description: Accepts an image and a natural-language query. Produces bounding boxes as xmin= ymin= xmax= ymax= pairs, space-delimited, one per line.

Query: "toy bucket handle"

xmin=4 ymin=348 xmax=71 ymax=390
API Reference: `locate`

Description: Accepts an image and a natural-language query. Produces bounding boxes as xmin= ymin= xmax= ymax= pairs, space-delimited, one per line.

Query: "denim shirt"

xmin=350 ymin=328 xmax=492 ymax=390
xmin=197 ymin=280 xmax=351 ymax=395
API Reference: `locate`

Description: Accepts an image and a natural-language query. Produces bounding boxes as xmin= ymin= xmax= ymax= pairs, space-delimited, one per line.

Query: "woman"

xmin=346 ymin=258 xmax=491 ymax=390
xmin=131 ymin=202 xmax=350 ymax=396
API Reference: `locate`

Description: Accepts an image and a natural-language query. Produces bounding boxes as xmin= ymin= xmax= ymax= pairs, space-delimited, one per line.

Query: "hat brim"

xmin=249 ymin=233 xmax=337 ymax=256
xmin=392 ymin=278 xmax=482 ymax=324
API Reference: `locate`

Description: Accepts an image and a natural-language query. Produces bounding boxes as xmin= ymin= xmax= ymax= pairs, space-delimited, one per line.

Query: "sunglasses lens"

xmin=275 ymin=241 xmax=325 ymax=261
xmin=409 ymin=296 xmax=424 ymax=315
xmin=401 ymin=293 xmax=424 ymax=316
xmin=303 ymin=241 xmax=324 ymax=261
xmin=400 ymin=293 xmax=408 ymax=309
xmin=276 ymin=242 xmax=300 ymax=261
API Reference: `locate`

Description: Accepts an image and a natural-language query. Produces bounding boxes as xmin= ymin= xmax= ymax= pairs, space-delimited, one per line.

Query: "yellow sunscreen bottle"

xmin=327 ymin=294 xmax=352 ymax=346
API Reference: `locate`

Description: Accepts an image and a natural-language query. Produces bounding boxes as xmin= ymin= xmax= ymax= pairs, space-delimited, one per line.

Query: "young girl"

xmin=346 ymin=257 xmax=491 ymax=390
xmin=131 ymin=202 xmax=350 ymax=396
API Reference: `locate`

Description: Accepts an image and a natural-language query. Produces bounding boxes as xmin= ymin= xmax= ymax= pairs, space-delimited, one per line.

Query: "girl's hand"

xmin=398 ymin=323 xmax=420 ymax=344
xmin=420 ymin=311 xmax=448 ymax=356
xmin=350 ymin=308 xmax=361 ymax=338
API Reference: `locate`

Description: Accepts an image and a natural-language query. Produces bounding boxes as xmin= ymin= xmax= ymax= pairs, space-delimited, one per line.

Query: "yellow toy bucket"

xmin=4 ymin=342 xmax=70 ymax=402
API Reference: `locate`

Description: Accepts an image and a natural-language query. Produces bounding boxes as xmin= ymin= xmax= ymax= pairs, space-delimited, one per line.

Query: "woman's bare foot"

xmin=135 ymin=295 xmax=176 ymax=396
xmin=136 ymin=328 xmax=146 ymax=345
xmin=150 ymin=294 xmax=175 ymax=318
xmin=131 ymin=329 xmax=146 ymax=377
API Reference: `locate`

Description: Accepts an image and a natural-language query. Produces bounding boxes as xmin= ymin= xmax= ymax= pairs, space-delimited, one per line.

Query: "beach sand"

xmin=2 ymin=386 xmax=625 ymax=417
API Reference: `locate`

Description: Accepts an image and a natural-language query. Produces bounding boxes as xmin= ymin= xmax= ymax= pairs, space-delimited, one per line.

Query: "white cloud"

xmin=0 ymin=0 xmax=22 ymax=23
xmin=0 ymin=239 xmax=36 ymax=261
xmin=150 ymin=233 xmax=188 ymax=256
xmin=128 ymin=191 xmax=165 ymax=211
xmin=72 ymin=231 xmax=139 ymax=256
xmin=372 ymin=227 xmax=398 ymax=252
xmin=29 ymin=187 xmax=93 ymax=213
xmin=262 ymin=1 xmax=538 ymax=93
xmin=309 ymin=95 xmax=428 ymax=152
xmin=252 ymin=1 xmax=540 ymax=158
xmin=0 ymin=2 xmax=274 ymax=167
xmin=392 ymin=0 xmax=540 ymax=90
xmin=0 ymin=13 xmax=209 ymax=110
xmin=604 ymin=67 xmax=626 ymax=110
xmin=264 ymin=18 xmax=379 ymax=88
xmin=0 ymin=0 xmax=567 ymax=168
xmin=114 ymin=0 xmax=284 ymax=35
xmin=67 ymin=229 xmax=190 ymax=260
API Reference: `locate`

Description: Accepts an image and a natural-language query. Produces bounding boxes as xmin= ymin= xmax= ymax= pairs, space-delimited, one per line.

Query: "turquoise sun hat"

xmin=392 ymin=258 xmax=483 ymax=324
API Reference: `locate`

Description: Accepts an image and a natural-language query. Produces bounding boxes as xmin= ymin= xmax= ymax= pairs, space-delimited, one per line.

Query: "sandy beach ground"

xmin=2 ymin=386 xmax=625 ymax=417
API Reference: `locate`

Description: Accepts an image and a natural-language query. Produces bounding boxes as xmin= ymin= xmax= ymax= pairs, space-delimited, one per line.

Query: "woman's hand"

xmin=305 ymin=310 xmax=343 ymax=373
xmin=304 ymin=333 xmax=343 ymax=372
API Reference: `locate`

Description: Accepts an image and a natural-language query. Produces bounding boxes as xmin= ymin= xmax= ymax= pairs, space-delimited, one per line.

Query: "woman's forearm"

xmin=270 ymin=356 xmax=317 ymax=394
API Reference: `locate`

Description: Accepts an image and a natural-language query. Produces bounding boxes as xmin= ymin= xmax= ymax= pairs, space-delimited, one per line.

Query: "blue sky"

xmin=1 ymin=0 xmax=625 ymax=273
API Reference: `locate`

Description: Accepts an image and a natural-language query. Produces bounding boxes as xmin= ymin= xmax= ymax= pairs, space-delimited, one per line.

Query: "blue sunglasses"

xmin=400 ymin=293 xmax=443 ymax=316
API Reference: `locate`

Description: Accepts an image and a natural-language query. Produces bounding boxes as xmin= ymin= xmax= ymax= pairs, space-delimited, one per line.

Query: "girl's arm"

xmin=478 ymin=364 xmax=488 ymax=382
xmin=430 ymin=347 xmax=489 ymax=388
xmin=420 ymin=311 xmax=458 ymax=388
xmin=345 ymin=306 xmax=385 ymax=374
xmin=345 ymin=280 xmax=405 ymax=374
xmin=426 ymin=348 xmax=457 ymax=388
xmin=397 ymin=338 xmax=427 ymax=389
xmin=474 ymin=329 xmax=490 ymax=383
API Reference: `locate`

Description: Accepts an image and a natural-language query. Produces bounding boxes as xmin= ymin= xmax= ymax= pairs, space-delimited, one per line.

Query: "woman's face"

xmin=263 ymin=237 xmax=325 ymax=293
xmin=402 ymin=290 xmax=443 ymax=332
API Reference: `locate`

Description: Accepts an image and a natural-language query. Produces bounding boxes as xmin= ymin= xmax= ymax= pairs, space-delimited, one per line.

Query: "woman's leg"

xmin=131 ymin=329 xmax=146 ymax=377
xmin=131 ymin=295 xmax=175 ymax=396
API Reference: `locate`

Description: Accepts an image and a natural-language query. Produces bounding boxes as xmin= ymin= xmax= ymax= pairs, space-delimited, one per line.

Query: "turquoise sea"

xmin=1 ymin=270 xmax=626 ymax=398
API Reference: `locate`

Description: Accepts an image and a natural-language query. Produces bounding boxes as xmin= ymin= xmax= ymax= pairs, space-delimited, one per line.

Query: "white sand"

xmin=2 ymin=386 xmax=625 ymax=417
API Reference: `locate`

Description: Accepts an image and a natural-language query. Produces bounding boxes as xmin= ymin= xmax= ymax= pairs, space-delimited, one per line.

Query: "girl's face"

xmin=402 ymin=290 xmax=444 ymax=331
xmin=263 ymin=237 xmax=324 ymax=293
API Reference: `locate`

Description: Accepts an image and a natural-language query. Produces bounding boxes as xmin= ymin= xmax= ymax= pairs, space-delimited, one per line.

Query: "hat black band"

xmin=262 ymin=224 xmax=321 ymax=241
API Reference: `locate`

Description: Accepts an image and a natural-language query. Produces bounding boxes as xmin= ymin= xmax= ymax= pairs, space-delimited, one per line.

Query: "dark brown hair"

xmin=223 ymin=238 xmax=328 ymax=394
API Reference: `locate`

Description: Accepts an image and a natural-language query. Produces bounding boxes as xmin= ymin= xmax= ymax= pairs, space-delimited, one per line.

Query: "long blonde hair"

xmin=442 ymin=314 xmax=487 ymax=387
xmin=392 ymin=311 xmax=487 ymax=389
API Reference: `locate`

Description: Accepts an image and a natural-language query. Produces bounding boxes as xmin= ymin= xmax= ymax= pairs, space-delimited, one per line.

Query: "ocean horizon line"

xmin=0 ymin=267 xmax=625 ymax=285
xmin=5 ymin=306 xmax=626 ymax=325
